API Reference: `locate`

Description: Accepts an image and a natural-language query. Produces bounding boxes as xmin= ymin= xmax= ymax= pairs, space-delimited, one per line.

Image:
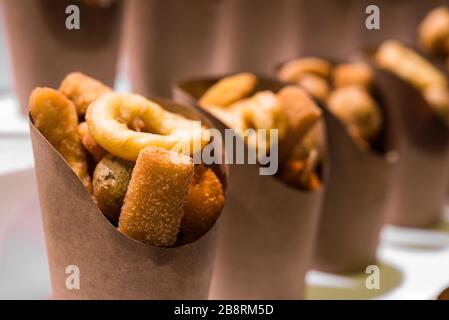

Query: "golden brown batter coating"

xmin=277 ymin=57 xmax=332 ymax=83
xmin=332 ymin=63 xmax=374 ymax=90
xmin=199 ymin=73 xmax=257 ymax=108
xmin=180 ymin=165 xmax=225 ymax=244
xmin=59 ymin=72 xmax=112 ymax=116
xmin=277 ymin=86 xmax=322 ymax=162
xmin=78 ymin=122 xmax=107 ymax=162
xmin=93 ymin=155 xmax=134 ymax=224
xmin=29 ymin=87 xmax=92 ymax=193
xmin=297 ymin=73 xmax=330 ymax=103
xmin=118 ymin=146 xmax=194 ymax=247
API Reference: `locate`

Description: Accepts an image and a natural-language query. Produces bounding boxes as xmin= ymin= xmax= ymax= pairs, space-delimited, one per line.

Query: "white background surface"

xmin=0 ymin=94 xmax=448 ymax=300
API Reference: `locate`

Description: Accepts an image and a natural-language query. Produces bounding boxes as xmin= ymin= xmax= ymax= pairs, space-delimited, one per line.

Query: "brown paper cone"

xmin=173 ymin=76 xmax=326 ymax=299
xmin=313 ymin=107 xmax=396 ymax=273
xmin=124 ymin=0 xmax=230 ymax=98
xmin=371 ymin=65 xmax=449 ymax=227
xmin=29 ymin=99 xmax=227 ymax=300
xmin=0 ymin=0 xmax=122 ymax=114
xmin=275 ymin=58 xmax=397 ymax=273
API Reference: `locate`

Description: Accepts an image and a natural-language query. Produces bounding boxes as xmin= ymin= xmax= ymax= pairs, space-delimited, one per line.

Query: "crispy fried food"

xmin=118 ymin=146 xmax=194 ymax=247
xmin=375 ymin=40 xmax=447 ymax=90
xmin=277 ymin=57 xmax=332 ymax=83
xmin=29 ymin=87 xmax=92 ymax=192
xmin=180 ymin=165 xmax=224 ymax=244
xmin=418 ymin=6 xmax=449 ymax=55
xmin=240 ymin=91 xmax=288 ymax=153
xmin=86 ymin=92 xmax=211 ymax=161
xmin=375 ymin=40 xmax=449 ymax=125
xmin=280 ymin=152 xmax=321 ymax=191
xmin=199 ymin=73 xmax=257 ymax=108
xmin=332 ymin=62 xmax=374 ymax=90
xmin=93 ymin=155 xmax=134 ymax=224
xmin=327 ymin=86 xmax=382 ymax=144
xmin=59 ymin=72 xmax=112 ymax=116
xmin=297 ymin=73 xmax=330 ymax=102
xmin=78 ymin=122 xmax=107 ymax=162
xmin=277 ymin=86 xmax=322 ymax=162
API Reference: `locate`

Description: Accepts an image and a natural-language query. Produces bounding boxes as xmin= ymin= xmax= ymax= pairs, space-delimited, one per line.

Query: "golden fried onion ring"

xmin=86 ymin=93 xmax=210 ymax=161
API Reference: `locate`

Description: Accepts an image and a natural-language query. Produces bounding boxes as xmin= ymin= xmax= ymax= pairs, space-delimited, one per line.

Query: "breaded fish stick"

xmin=180 ymin=165 xmax=224 ymax=244
xmin=59 ymin=72 xmax=112 ymax=116
xmin=118 ymin=146 xmax=194 ymax=247
xmin=29 ymin=87 xmax=92 ymax=192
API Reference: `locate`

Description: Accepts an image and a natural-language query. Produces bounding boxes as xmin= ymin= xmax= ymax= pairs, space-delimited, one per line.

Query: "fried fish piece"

xmin=199 ymin=73 xmax=257 ymax=108
xmin=277 ymin=57 xmax=332 ymax=83
xmin=59 ymin=72 xmax=112 ymax=116
xmin=180 ymin=165 xmax=224 ymax=244
xmin=29 ymin=87 xmax=92 ymax=192
xmin=78 ymin=122 xmax=107 ymax=162
xmin=93 ymin=155 xmax=134 ymax=224
xmin=118 ymin=146 xmax=194 ymax=247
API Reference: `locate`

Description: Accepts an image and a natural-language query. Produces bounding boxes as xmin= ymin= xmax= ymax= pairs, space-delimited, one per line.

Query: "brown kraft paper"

xmin=0 ymin=0 xmax=122 ymax=114
xmin=371 ymin=65 xmax=449 ymax=227
xmin=173 ymin=76 xmax=326 ymax=299
xmin=275 ymin=58 xmax=397 ymax=273
xmin=29 ymin=99 xmax=227 ymax=299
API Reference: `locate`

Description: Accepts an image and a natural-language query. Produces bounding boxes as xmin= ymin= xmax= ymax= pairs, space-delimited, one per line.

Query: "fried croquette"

xmin=180 ymin=165 xmax=224 ymax=244
xmin=29 ymin=87 xmax=92 ymax=192
xmin=93 ymin=155 xmax=134 ymax=224
xmin=59 ymin=72 xmax=112 ymax=116
xmin=118 ymin=146 xmax=194 ymax=247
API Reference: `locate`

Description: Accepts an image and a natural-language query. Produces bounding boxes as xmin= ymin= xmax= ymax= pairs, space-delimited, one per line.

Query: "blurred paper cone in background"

xmin=0 ymin=0 xmax=122 ymax=114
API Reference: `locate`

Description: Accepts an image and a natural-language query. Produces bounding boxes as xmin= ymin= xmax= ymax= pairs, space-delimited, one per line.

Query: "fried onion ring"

xmin=86 ymin=93 xmax=211 ymax=161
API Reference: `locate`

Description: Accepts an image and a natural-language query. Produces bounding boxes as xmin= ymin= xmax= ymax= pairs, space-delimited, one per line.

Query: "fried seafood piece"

xmin=118 ymin=146 xmax=194 ymax=247
xmin=276 ymin=86 xmax=322 ymax=162
xmin=332 ymin=62 xmax=374 ymax=90
xmin=277 ymin=57 xmax=332 ymax=83
xmin=86 ymin=92 xmax=211 ymax=161
xmin=180 ymin=165 xmax=225 ymax=244
xmin=29 ymin=87 xmax=92 ymax=192
xmin=375 ymin=40 xmax=447 ymax=90
xmin=375 ymin=40 xmax=449 ymax=125
xmin=59 ymin=72 xmax=112 ymax=116
xmin=93 ymin=155 xmax=134 ymax=224
xmin=78 ymin=122 xmax=107 ymax=162
xmin=327 ymin=86 xmax=382 ymax=145
xmin=199 ymin=73 xmax=257 ymax=108
xmin=418 ymin=6 xmax=449 ymax=55
xmin=296 ymin=73 xmax=330 ymax=103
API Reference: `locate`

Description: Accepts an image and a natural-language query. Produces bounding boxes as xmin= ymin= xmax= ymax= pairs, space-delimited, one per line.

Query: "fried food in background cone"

xmin=59 ymin=72 xmax=112 ymax=116
xmin=199 ymin=73 xmax=257 ymax=108
xmin=277 ymin=86 xmax=322 ymax=162
xmin=29 ymin=87 xmax=92 ymax=192
xmin=118 ymin=146 xmax=194 ymax=247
